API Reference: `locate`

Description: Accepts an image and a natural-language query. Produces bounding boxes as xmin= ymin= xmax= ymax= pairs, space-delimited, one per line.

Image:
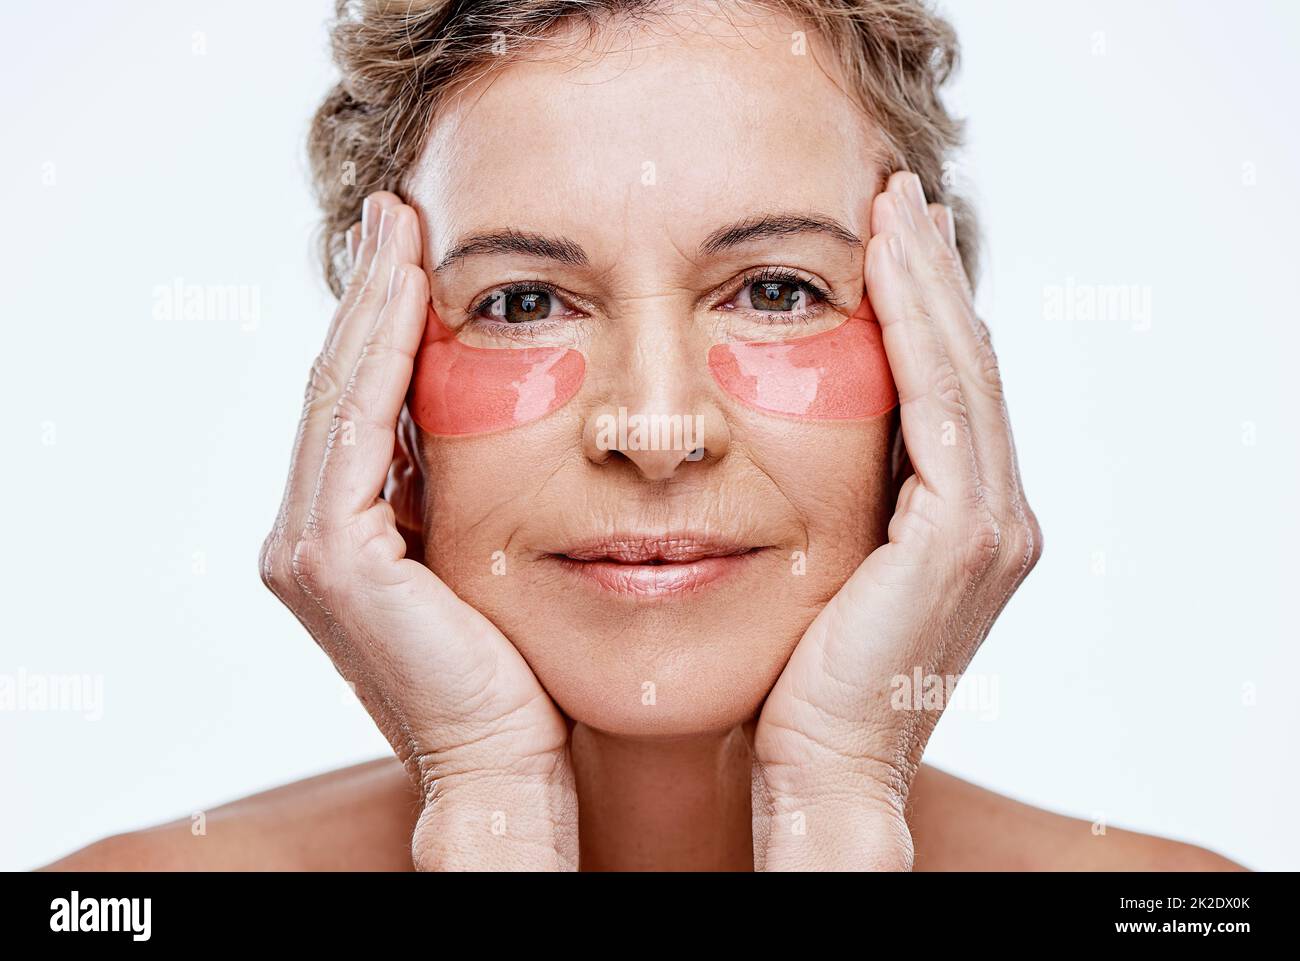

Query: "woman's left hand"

xmin=751 ymin=171 xmax=1042 ymax=870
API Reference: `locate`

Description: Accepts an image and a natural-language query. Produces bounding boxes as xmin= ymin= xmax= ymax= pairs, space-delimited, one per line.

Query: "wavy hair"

xmin=308 ymin=0 xmax=978 ymax=296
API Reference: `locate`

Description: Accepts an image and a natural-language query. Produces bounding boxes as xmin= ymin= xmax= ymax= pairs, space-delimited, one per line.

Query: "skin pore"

xmin=42 ymin=1 xmax=1246 ymax=872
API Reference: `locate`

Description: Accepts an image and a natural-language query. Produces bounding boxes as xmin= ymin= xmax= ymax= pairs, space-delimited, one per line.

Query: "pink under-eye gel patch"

xmin=410 ymin=308 xmax=586 ymax=436
xmin=707 ymin=314 xmax=897 ymax=420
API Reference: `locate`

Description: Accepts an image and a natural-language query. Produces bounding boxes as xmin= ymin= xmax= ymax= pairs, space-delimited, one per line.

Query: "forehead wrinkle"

xmin=413 ymin=8 xmax=886 ymax=288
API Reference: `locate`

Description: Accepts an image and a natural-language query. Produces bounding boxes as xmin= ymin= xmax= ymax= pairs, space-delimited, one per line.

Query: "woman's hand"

xmin=751 ymin=172 xmax=1042 ymax=871
xmin=258 ymin=193 xmax=577 ymax=871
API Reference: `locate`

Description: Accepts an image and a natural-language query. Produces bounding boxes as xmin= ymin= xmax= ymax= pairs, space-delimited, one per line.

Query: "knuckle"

xmin=958 ymin=508 xmax=1002 ymax=580
xmin=289 ymin=531 xmax=333 ymax=598
xmin=994 ymin=504 xmax=1043 ymax=586
xmin=328 ymin=391 xmax=374 ymax=450
xmin=969 ymin=331 xmax=1006 ymax=398
xmin=258 ymin=529 xmax=293 ymax=600
xmin=1020 ymin=503 xmax=1045 ymax=570
xmin=966 ymin=353 xmax=1006 ymax=404
xmin=1000 ymin=525 xmax=1032 ymax=581
xmin=975 ymin=349 xmax=1005 ymax=394
xmin=330 ymin=392 xmax=361 ymax=437
xmin=890 ymin=502 xmax=940 ymax=549
xmin=288 ymin=509 xmax=400 ymax=600
xmin=930 ymin=238 xmax=965 ymax=281
xmin=890 ymin=483 xmax=944 ymax=549
xmin=304 ymin=352 xmax=344 ymax=413
xmin=354 ymin=505 xmax=406 ymax=570
xmin=933 ymin=364 xmax=967 ymax=418
xmin=353 ymin=268 xmax=389 ymax=311
xmin=945 ymin=312 xmax=1003 ymax=402
xmin=359 ymin=332 xmax=403 ymax=369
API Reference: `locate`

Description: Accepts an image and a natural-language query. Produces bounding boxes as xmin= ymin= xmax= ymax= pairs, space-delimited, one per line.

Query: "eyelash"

xmin=469 ymin=280 xmax=575 ymax=342
xmin=726 ymin=267 xmax=843 ymax=317
xmin=466 ymin=268 xmax=841 ymax=341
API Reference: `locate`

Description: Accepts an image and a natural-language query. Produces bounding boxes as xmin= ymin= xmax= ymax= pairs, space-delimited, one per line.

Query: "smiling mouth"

xmin=547 ymin=535 xmax=767 ymax=597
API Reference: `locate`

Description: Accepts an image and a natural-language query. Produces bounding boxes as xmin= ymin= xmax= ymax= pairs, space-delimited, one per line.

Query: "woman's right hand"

xmin=258 ymin=192 xmax=577 ymax=871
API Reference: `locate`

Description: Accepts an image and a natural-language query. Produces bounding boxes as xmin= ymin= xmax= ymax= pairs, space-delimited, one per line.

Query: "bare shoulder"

xmin=907 ymin=764 xmax=1249 ymax=871
xmin=40 ymin=758 xmax=421 ymax=871
xmin=40 ymin=758 xmax=1249 ymax=871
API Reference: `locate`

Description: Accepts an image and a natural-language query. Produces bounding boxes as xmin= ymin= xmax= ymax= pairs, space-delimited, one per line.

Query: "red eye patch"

xmin=707 ymin=316 xmax=897 ymax=420
xmin=409 ymin=308 xmax=586 ymax=436
xmin=410 ymin=303 xmax=895 ymax=436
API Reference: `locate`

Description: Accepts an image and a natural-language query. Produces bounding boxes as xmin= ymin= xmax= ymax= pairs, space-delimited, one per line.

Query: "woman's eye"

xmin=729 ymin=275 xmax=829 ymax=314
xmin=745 ymin=281 xmax=805 ymax=312
xmin=476 ymin=287 xmax=559 ymax=323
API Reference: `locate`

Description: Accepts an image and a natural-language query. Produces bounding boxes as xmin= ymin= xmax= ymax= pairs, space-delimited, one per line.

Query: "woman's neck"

xmin=570 ymin=723 xmax=754 ymax=871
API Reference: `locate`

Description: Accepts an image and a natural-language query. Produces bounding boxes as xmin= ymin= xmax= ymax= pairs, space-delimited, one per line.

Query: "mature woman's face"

xmin=403 ymin=4 xmax=896 ymax=736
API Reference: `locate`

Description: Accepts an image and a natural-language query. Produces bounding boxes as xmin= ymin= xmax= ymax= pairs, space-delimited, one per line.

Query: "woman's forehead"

xmin=407 ymin=9 xmax=882 ymax=260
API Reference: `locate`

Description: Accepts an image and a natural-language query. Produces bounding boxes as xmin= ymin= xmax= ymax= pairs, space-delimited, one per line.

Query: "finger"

xmin=887 ymin=174 xmax=1023 ymax=515
xmin=343 ymin=222 xmax=363 ymax=281
xmin=326 ymin=192 xmax=403 ymax=352
xmin=313 ymin=226 xmax=428 ymax=526
xmin=925 ymin=200 xmax=991 ymax=346
xmin=865 ymin=191 xmax=981 ymax=507
xmin=928 ymin=203 xmax=955 ymax=253
xmin=267 ymin=195 xmax=412 ymax=560
xmin=925 ymin=202 xmax=984 ymax=339
xmin=319 ymin=197 xmax=415 ymax=403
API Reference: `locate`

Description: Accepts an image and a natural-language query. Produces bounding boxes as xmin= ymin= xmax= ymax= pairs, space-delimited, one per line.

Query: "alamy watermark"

xmin=152 ymin=277 xmax=261 ymax=331
xmin=0 ymin=668 xmax=103 ymax=720
xmin=889 ymin=668 xmax=1000 ymax=721
xmin=1043 ymin=277 xmax=1152 ymax=331
xmin=595 ymin=407 xmax=705 ymax=460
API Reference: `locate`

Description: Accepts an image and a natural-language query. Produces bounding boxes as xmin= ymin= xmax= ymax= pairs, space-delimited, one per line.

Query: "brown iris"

xmin=496 ymin=290 xmax=552 ymax=323
xmin=751 ymin=281 xmax=800 ymax=311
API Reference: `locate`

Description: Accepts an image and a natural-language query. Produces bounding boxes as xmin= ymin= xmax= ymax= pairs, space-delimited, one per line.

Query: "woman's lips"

xmin=547 ymin=536 xmax=765 ymax=597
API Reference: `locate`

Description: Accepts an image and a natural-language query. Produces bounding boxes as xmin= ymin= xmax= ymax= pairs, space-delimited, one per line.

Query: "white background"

xmin=2 ymin=1 xmax=1296 ymax=870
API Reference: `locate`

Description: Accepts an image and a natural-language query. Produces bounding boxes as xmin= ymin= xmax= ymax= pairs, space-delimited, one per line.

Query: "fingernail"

xmin=345 ymin=226 xmax=357 ymax=264
xmin=387 ymin=264 xmax=406 ymax=301
xmin=377 ymin=208 xmax=395 ymax=249
xmin=892 ymin=190 xmax=915 ymax=230
xmin=907 ymin=174 xmax=927 ymax=210
xmin=942 ymin=206 xmax=957 ymax=248
xmin=361 ymin=196 xmax=377 ymax=239
xmin=888 ymin=234 xmax=907 ymax=270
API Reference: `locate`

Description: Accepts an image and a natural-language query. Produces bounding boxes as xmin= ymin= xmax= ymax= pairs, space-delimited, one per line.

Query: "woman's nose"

xmin=580 ymin=329 xmax=730 ymax=480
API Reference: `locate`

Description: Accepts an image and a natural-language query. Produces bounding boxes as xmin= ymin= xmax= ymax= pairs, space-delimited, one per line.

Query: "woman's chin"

xmin=542 ymin=659 xmax=777 ymax=738
xmin=512 ymin=610 xmax=805 ymax=738
xmin=442 ymin=553 xmax=837 ymax=737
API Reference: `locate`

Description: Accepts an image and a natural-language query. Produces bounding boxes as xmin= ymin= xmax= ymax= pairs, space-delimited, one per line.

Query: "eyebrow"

xmin=434 ymin=211 xmax=861 ymax=272
xmin=697 ymin=212 xmax=862 ymax=257
xmin=436 ymin=228 xmax=588 ymax=272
